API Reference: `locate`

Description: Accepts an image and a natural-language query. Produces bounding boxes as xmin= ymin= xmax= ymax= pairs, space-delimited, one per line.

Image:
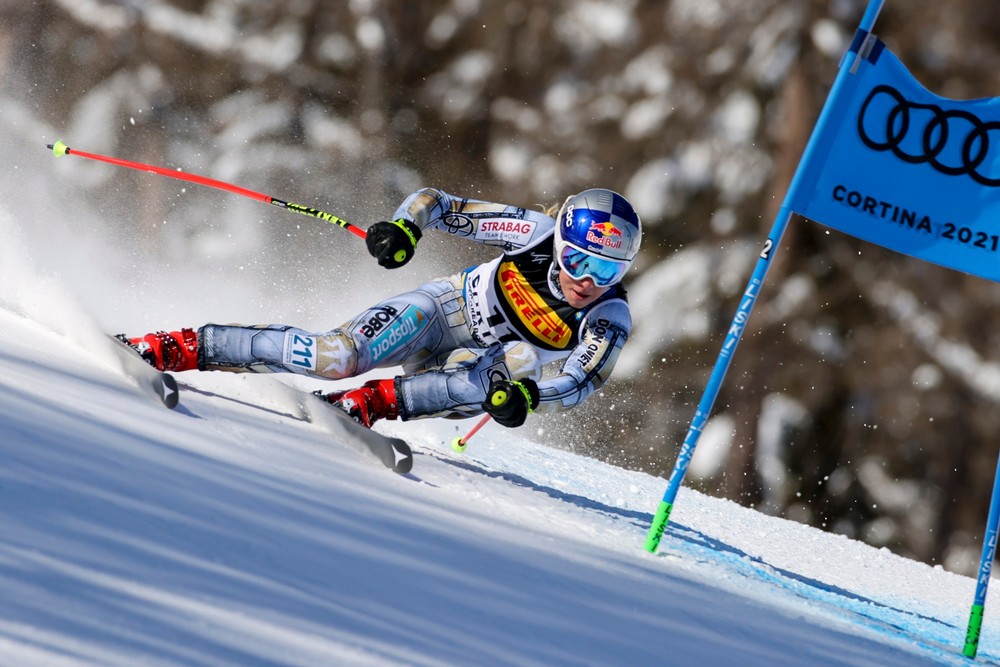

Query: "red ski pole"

xmin=47 ymin=140 xmax=367 ymax=240
xmin=450 ymin=414 xmax=492 ymax=453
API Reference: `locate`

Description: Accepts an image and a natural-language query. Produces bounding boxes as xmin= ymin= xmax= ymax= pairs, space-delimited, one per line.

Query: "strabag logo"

xmin=474 ymin=218 xmax=536 ymax=245
xmin=857 ymin=84 xmax=1000 ymax=187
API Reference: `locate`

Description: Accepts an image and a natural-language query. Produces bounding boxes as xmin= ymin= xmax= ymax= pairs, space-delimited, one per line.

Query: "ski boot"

xmin=317 ymin=379 xmax=399 ymax=428
xmin=118 ymin=329 xmax=199 ymax=372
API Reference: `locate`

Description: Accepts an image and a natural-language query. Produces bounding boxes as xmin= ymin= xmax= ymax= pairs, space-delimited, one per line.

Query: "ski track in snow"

xmin=0 ymin=305 xmax=997 ymax=666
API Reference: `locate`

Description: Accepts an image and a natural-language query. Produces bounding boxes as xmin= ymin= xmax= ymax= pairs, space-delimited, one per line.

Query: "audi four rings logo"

xmin=857 ymin=84 xmax=1000 ymax=187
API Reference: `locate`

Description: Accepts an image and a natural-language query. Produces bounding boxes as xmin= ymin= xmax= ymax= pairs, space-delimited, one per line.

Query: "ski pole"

xmin=451 ymin=414 xmax=491 ymax=453
xmin=46 ymin=140 xmax=367 ymax=240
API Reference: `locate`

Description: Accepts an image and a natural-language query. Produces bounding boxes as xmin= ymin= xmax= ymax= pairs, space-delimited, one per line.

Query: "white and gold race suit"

xmin=197 ymin=188 xmax=633 ymax=420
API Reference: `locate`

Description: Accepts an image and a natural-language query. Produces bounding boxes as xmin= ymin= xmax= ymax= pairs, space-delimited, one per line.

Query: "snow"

xmin=712 ymin=90 xmax=760 ymax=144
xmin=52 ymin=0 xmax=131 ymax=34
xmin=0 ymin=180 xmax=998 ymax=667
xmin=667 ymin=0 xmax=730 ymax=29
xmin=554 ymin=1 xmax=638 ymax=53
xmin=756 ymin=393 xmax=810 ymax=507
xmin=812 ymin=19 xmax=850 ymax=59
xmin=864 ymin=274 xmax=1000 ymax=402
xmin=687 ymin=413 xmax=734 ymax=480
xmin=620 ymin=97 xmax=673 ymax=140
xmin=616 ymin=241 xmax=756 ymax=377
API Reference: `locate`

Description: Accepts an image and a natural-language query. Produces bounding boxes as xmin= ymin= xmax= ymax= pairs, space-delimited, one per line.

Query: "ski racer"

xmin=124 ymin=187 xmax=642 ymax=430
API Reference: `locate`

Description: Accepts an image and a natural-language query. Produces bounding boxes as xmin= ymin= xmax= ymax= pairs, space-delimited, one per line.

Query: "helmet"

xmin=554 ymin=188 xmax=641 ymax=287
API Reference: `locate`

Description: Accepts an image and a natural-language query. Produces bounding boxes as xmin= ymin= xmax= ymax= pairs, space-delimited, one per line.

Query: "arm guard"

xmin=534 ymin=299 xmax=631 ymax=414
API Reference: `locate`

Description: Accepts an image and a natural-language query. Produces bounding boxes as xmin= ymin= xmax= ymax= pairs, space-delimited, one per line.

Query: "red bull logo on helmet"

xmin=586 ymin=221 xmax=623 ymax=249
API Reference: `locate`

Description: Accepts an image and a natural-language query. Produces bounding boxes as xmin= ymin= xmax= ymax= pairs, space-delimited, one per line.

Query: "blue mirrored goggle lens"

xmin=558 ymin=246 xmax=627 ymax=286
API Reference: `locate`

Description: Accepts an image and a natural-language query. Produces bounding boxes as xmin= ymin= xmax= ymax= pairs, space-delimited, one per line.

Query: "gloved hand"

xmin=482 ymin=378 xmax=540 ymax=428
xmin=366 ymin=219 xmax=422 ymax=269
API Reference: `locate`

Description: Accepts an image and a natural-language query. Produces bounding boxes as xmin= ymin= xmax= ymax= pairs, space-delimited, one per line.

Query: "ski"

xmin=109 ymin=335 xmax=180 ymax=409
xmin=179 ymin=377 xmax=413 ymax=474
xmin=304 ymin=391 xmax=414 ymax=474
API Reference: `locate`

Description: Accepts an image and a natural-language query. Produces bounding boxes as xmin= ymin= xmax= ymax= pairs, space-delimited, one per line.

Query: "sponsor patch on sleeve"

xmin=369 ymin=305 xmax=428 ymax=364
xmin=574 ymin=317 xmax=625 ymax=385
xmin=475 ymin=219 xmax=536 ymax=246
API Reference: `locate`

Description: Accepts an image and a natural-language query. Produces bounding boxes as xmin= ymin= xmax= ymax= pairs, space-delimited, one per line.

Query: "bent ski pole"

xmin=46 ymin=140 xmax=367 ymax=240
xmin=451 ymin=414 xmax=492 ymax=453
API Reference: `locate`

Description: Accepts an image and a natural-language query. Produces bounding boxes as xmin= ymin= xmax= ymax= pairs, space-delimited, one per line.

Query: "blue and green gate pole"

xmin=641 ymin=0 xmax=998 ymax=657
xmin=643 ymin=0 xmax=887 ymax=555
xmin=964 ymin=452 xmax=1000 ymax=658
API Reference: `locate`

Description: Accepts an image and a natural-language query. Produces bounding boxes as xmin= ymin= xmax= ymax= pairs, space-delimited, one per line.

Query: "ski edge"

xmin=108 ymin=335 xmax=180 ymax=409
xmin=302 ymin=392 xmax=413 ymax=474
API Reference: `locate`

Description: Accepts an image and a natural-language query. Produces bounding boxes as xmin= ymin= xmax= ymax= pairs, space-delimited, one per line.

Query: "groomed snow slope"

xmin=0 ymin=301 xmax=996 ymax=666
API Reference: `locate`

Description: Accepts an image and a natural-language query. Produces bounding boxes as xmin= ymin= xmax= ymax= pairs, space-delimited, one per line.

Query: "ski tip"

xmin=50 ymin=140 xmax=69 ymax=157
xmin=160 ymin=373 xmax=180 ymax=410
xmin=391 ymin=440 xmax=414 ymax=474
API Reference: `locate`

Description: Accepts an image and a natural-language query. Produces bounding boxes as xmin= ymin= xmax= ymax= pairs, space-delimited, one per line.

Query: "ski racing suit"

xmin=197 ymin=188 xmax=633 ymax=420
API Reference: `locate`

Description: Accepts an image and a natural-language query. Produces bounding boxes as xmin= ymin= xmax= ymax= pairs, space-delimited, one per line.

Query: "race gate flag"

xmin=642 ymin=0 xmax=1000 ymax=658
xmin=788 ymin=32 xmax=1000 ymax=280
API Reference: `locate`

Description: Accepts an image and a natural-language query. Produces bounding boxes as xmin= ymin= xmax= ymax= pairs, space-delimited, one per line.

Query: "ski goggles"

xmin=556 ymin=244 xmax=630 ymax=287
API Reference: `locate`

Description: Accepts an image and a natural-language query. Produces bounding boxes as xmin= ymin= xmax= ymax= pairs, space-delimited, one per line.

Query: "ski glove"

xmin=483 ymin=378 xmax=540 ymax=428
xmin=366 ymin=219 xmax=422 ymax=269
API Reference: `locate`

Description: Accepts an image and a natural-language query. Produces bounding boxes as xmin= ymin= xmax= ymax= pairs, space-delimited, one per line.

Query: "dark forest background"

xmin=5 ymin=0 xmax=1000 ymax=574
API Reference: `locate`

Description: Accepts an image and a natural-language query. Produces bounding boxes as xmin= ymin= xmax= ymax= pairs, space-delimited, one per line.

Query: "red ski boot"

xmin=120 ymin=329 xmax=199 ymax=372
xmin=320 ymin=379 xmax=399 ymax=428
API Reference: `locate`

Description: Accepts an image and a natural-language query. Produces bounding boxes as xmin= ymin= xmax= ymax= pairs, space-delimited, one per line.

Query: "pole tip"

xmin=50 ymin=140 xmax=69 ymax=157
xmin=451 ymin=437 xmax=467 ymax=453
